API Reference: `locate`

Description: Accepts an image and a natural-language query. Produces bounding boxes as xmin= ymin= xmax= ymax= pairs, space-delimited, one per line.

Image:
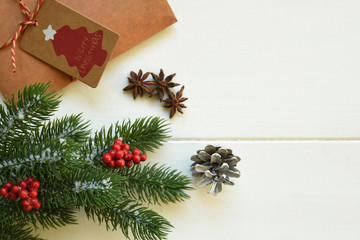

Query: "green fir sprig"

xmin=0 ymin=223 xmax=44 ymax=240
xmin=80 ymin=116 xmax=170 ymax=166
xmin=120 ymin=163 xmax=192 ymax=204
xmin=0 ymin=83 xmax=192 ymax=240
xmin=0 ymin=83 xmax=60 ymax=158
xmin=85 ymin=200 xmax=173 ymax=240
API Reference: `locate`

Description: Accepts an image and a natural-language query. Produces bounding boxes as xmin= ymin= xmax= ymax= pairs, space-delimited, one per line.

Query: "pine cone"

xmin=190 ymin=145 xmax=241 ymax=196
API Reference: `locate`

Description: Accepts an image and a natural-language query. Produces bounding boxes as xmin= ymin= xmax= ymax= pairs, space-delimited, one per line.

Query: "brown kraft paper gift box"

xmin=0 ymin=0 xmax=177 ymax=98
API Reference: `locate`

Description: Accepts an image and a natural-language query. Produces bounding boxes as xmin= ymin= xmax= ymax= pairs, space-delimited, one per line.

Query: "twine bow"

xmin=0 ymin=0 xmax=44 ymax=73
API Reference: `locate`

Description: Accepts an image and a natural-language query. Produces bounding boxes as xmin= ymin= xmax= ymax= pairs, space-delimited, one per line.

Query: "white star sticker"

xmin=43 ymin=25 xmax=57 ymax=41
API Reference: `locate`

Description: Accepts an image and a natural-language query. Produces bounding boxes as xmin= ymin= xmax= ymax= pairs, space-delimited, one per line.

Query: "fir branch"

xmin=0 ymin=136 xmax=82 ymax=181
xmin=36 ymin=114 xmax=91 ymax=144
xmin=81 ymin=117 xmax=170 ymax=165
xmin=0 ymin=198 xmax=77 ymax=230
xmin=0 ymin=82 xmax=60 ymax=156
xmin=71 ymin=167 xmax=125 ymax=208
xmin=1 ymin=82 xmax=60 ymax=130
xmin=0 ymin=198 xmax=27 ymax=228
xmin=0 ymin=82 xmax=60 ymax=135
xmin=0 ymin=83 xmax=192 ymax=240
xmin=116 ymin=117 xmax=170 ymax=153
xmin=85 ymin=201 xmax=173 ymax=240
xmin=37 ymin=166 xmax=125 ymax=209
xmin=0 ymin=223 xmax=44 ymax=240
xmin=0 ymin=114 xmax=90 ymax=181
xmin=30 ymin=207 xmax=78 ymax=230
xmin=80 ymin=124 xmax=116 ymax=164
xmin=119 ymin=163 xmax=192 ymax=204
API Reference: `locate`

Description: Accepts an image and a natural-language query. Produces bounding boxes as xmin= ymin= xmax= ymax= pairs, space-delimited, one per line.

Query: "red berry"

xmin=0 ymin=188 xmax=8 ymax=196
xmin=125 ymin=153 xmax=133 ymax=161
xmin=108 ymin=150 xmax=116 ymax=158
xmin=11 ymin=185 xmax=20 ymax=193
xmin=102 ymin=153 xmax=112 ymax=163
xmin=33 ymin=201 xmax=41 ymax=209
xmin=112 ymin=143 xmax=121 ymax=151
xmin=23 ymin=205 xmax=32 ymax=211
xmin=107 ymin=160 xmax=115 ymax=168
xmin=140 ymin=154 xmax=147 ymax=161
xmin=9 ymin=192 xmax=18 ymax=201
xmin=31 ymin=199 xmax=41 ymax=209
xmin=4 ymin=182 xmax=13 ymax=189
xmin=132 ymin=154 xmax=141 ymax=164
xmin=29 ymin=190 xmax=38 ymax=198
xmin=4 ymin=193 xmax=10 ymax=199
xmin=115 ymin=150 xmax=124 ymax=159
xmin=22 ymin=199 xmax=30 ymax=206
xmin=18 ymin=189 xmax=29 ymax=199
xmin=18 ymin=180 xmax=28 ymax=189
xmin=125 ymin=161 xmax=133 ymax=168
xmin=121 ymin=143 xmax=130 ymax=151
xmin=27 ymin=177 xmax=35 ymax=184
xmin=31 ymin=180 xmax=40 ymax=189
xmin=132 ymin=148 xmax=141 ymax=155
xmin=115 ymin=159 xmax=125 ymax=168
xmin=114 ymin=139 xmax=123 ymax=145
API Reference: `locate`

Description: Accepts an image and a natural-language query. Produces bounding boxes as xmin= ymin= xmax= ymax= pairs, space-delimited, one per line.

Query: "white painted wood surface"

xmin=55 ymin=0 xmax=360 ymax=139
xmin=37 ymin=141 xmax=360 ymax=240
xmin=2 ymin=0 xmax=360 ymax=239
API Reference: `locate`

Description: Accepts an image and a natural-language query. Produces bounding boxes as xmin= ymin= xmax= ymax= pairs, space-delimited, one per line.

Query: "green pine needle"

xmin=0 ymin=223 xmax=44 ymax=240
xmin=37 ymin=166 xmax=125 ymax=209
xmin=116 ymin=117 xmax=171 ymax=153
xmin=85 ymin=200 xmax=173 ymax=240
xmin=81 ymin=117 xmax=170 ymax=165
xmin=0 ymin=198 xmax=77 ymax=230
xmin=0 ymin=136 xmax=82 ymax=181
xmin=0 ymin=82 xmax=60 ymax=157
xmin=35 ymin=114 xmax=91 ymax=144
xmin=119 ymin=163 xmax=193 ymax=204
xmin=0 ymin=82 xmax=60 ymax=135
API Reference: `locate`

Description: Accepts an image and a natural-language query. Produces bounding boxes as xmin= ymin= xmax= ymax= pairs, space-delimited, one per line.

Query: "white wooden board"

xmin=36 ymin=141 xmax=360 ymax=240
xmin=49 ymin=0 xmax=360 ymax=139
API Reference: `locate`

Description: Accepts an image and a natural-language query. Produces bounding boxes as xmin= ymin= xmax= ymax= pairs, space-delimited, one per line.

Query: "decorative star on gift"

xmin=43 ymin=25 xmax=57 ymax=41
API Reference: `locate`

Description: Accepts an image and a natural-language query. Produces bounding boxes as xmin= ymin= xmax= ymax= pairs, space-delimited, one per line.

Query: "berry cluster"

xmin=0 ymin=177 xmax=41 ymax=211
xmin=102 ymin=139 xmax=147 ymax=168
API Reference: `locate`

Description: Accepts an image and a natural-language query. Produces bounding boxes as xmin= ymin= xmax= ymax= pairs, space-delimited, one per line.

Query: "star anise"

xmin=163 ymin=86 xmax=188 ymax=118
xmin=123 ymin=70 xmax=154 ymax=99
xmin=149 ymin=69 xmax=180 ymax=102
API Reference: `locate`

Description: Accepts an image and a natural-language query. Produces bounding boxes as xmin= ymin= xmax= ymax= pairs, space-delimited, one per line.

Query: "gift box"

xmin=0 ymin=0 xmax=177 ymax=97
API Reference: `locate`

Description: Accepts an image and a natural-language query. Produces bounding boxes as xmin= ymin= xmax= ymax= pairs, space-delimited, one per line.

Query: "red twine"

xmin=0 ymin=0 xmax=44 ymax=73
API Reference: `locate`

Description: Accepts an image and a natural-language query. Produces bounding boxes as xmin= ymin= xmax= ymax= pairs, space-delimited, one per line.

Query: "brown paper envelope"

xmin=0 ymin=0 xmax=177 ymax=98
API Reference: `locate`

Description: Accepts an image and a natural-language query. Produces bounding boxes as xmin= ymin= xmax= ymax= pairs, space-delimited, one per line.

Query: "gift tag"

xmin=21 ymin=0 xmax=119 ymax=88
